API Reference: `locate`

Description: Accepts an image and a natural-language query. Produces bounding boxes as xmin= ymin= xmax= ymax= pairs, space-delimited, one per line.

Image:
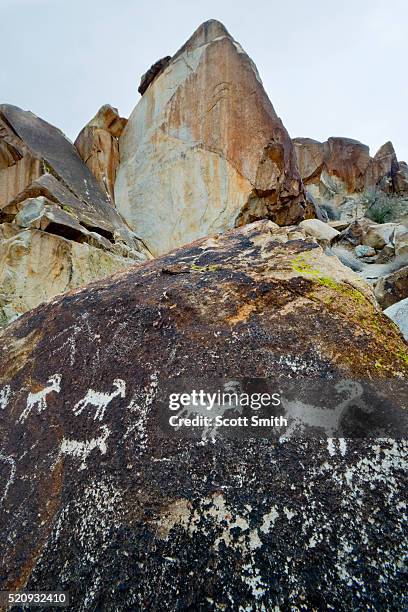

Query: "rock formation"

xmin=75 ymin=105 xmax=127 ymax=202
xmin=138 ymin=56 xmax=171 ymax=95
xmin=293 ymin=136 xmax=408 ymax=219
xmin=115 ymin=20 xmax=306 ymax=256
xmin=0 ymin=221 xmax=407 ymax=609
xmin=0 ymin=104 xmax=150 ymax=327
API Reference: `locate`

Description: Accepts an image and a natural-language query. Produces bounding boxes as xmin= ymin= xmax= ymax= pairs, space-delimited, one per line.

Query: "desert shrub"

xmin=360 ymin=188 xmax=408 ymax=224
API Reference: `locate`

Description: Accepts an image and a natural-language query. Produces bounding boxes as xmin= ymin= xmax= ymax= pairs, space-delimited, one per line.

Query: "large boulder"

xmin=384 ymin=297 xmax=408 ymax=341
xmin=0 ymin=221 xmax=407 ymax=610
xmin=115 ymin=20 xmax=306 ymax=256
xmin=75 ymin=105 xmax=127 ymax=203
xmin=374 ymin=265 xmax=408 ymax=309
xmin=293 ymin=137 xmax=370 ymax=199
xmin=362 ymin=222 xmax=396 ymax=249
xmin=299 ymin=218 xmax=339 ymax=245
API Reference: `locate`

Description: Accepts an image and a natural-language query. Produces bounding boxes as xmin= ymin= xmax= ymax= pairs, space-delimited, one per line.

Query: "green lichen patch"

xmin=191 ymin=264 xmax=219 ymax=273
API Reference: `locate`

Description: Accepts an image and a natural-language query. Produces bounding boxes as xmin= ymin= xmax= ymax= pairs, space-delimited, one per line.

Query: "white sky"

xmin=2 ymin=0 xmax=407 ymax=160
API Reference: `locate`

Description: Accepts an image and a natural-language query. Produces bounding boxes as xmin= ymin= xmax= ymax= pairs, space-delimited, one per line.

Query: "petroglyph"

xmin=73 ymin=379 xmax=126 ymax=421
xmin=60 ymin=425 xmax=111 ymax=470
xmin=0 ymin=453 xmax=16 ymax=507
xmin=281 ymin=380 xmax=367 ymax=438
xmin=18 ymin=374 xmax=62 ymax=423
xmin=0 ymin=385 xmax=11 ymax=410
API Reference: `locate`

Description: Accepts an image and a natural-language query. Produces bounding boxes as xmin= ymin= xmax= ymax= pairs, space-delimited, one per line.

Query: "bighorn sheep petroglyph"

xmin=19 ymin=374 xmax=62 ymax=423
xmin=73 ymin=379 xmax=126 ymax=421
xmin=0 ymin=385 xmax=11 ymax=410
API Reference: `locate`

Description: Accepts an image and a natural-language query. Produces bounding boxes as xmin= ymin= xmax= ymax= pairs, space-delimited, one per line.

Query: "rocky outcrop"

xmin=75 ymin=105 xmax=127 ymax=202
xmin=0 ymin=104 xmax=150 ymax=327
xmin=115 ymin=20 xmax=306 ymax=256
xmin=293 ymin=137 xmax=408 ymax=219
xmin=0 ymin=222 xmax=135 ymax=326
xmin=0 ymin=221 xmax=407 ymax=609
xmin=138 ymin=56 xmax=171 ymax=95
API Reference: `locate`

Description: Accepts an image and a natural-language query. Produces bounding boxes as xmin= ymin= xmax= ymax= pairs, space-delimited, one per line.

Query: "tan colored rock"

xmin=323 ymin=138 xmax=371 ymax=193
xmin=75 ymin=126 xmax=119 ymax=203
xmin=0 ymin=223 xmax=135 ymax=327
xmin=293 ymin=136 xmax=408 ymax=219
xmin=0 ymin=105 xmax=150 ymax=327
xmin=362 ymin=223 xmax=396 ymax=250
xmin=115 ymin=20 xmax=306 ymax=256
xmin=393 ymin=224 xmax=408 ymax=257
xmin=370 ymin=141 xmax=399 ymax=191
xmin=0 ymin=104 xmax=141 ymax=251
xmin=75 ymin=106 xmax=128 ymax=203
xmin=328 ymin=220 xmax=350 ymax=231
xmin=85 ymin=104 xmax=127 ymax=138
xmin=292 ymin=138 xmax=324 ymax=183
xmin=299 ymin=219 xmax=339 ymax=244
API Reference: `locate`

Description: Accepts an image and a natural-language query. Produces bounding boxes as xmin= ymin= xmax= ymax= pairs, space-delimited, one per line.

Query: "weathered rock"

xmin=0 ymin=221 xmax=407 ymax=609
xmin=0 ymin=104 xmax=143 ymax=251
xmin=115 ymin=20 xmax=306 ymax=256
xmin=375 ymin=265 xmax=408 ymax=309
xmin=332 ymin=217 xmax=373 ymax=247
xmin=292 ymin=138 xmax=324 ymax=183
xmin=299 ymin=218 xmax=339 ymax=244
xmin=138 ymin=56 xmax=171 ymax=95
xmin=0 ymin=105 xmax=150 ymax=326
xmin=376 ymin=243 xmax=396 ymax=263
xmin=370 ymin=141 xmax=400 ymax=191
xmin=75 ymin=106 xmax=126 ymax=202
xmin=293 ymin=136 xmax=408 ymax=218
xmin=362 ymin=222 xmax=396 ymax=249
xmin=393 ymin=223 xmax=408 ymax=257
xmin=323 ymin=137 xmax=371 ymax=193
xmin=0 ymin=222 xmax=136 ymax=327
xmin=328 ymin=219 xmax=349 ymax=231
xmin=384 ymin=297 xmax=408 ymax=341
xmin=81 ymin=104 xmax=127 ymax=139
xmin=355 ymin=244 xmax=376 ymax=258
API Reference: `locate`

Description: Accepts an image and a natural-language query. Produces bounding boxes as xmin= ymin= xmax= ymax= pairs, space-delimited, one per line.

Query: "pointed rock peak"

xmin=374 ymin=141 xmax=396 ymax=160
xmin=174 ymin=19 xmax=232 ymax=57
xmin=116 ymin=17 xmax=306 ymax=256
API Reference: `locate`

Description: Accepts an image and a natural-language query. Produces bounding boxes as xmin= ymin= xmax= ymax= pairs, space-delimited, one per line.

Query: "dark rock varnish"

xmin=0 ymin=221 xmax=407 ymax=610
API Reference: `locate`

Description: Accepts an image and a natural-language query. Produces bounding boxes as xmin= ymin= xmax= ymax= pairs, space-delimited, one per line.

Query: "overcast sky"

xmin=2 ymin=0 xmax=407 ymax=160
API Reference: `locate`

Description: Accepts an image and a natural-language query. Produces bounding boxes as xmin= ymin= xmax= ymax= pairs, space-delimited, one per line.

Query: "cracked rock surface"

xmin=115 ymin=20 xmax=306 ymax=256
xmin=0 ymin=221 xmax=407 ymax=610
